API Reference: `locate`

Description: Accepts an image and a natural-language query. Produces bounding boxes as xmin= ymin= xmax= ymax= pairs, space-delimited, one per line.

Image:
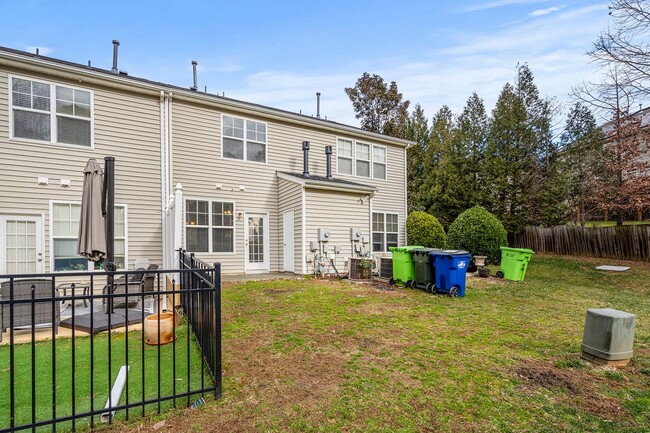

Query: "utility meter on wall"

xmin=350 ymin=228 xmax=362 ymax=241
xmin=318 ymin=228 xmax=331 ymax=242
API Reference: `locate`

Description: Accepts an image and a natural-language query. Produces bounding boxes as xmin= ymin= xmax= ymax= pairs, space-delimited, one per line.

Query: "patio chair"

xmin=103 ymin=270 xmax=146 ymax=310
xmin=0 ymin=279 xmax=60 ymax=342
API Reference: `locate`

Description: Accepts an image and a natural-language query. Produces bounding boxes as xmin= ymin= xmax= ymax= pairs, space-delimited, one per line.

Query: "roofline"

xmin=277 ymin=172 xmax=377 ymax=194
xmin=0 ymin=46 xmax=413 ymax=148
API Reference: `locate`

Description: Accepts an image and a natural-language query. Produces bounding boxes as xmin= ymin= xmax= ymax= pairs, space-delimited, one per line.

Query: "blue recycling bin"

xmin=430 ymin=250 xmax=472 ymax=297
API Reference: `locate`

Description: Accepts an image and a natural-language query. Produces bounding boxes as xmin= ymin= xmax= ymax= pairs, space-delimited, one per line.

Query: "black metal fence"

xmin=0 ymin=258 xmax=221 ymax=432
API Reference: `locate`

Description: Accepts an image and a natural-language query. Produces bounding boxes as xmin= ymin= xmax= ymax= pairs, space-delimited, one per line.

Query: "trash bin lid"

xmin=390 ymin=245 xmax=424 ymax=253
xmin=410 ymin=247 xmax=442 ymax=256
xmin=431 ymin=249 xmax=471 ymax=257
xmin=500 ymin=246 xmax=535 ymax=254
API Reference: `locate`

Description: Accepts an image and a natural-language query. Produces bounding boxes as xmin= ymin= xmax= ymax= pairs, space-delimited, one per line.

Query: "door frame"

xmin=0 ymin=213 xmax=45 ymax=275
xmin=243 ymin=212 xmax=270 ymax=273
xmin=282 ymin=209 xmax=295 ymax=273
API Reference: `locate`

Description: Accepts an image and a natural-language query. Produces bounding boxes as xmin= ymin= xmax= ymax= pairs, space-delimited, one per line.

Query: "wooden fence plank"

xmin=510 ymin=225 xmax=650 ymax=261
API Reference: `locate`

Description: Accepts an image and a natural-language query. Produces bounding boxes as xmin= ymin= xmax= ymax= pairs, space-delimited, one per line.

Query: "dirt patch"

xmin=514 ymin=360 xmax=629 ymax=421
xmin=262 ymin=288 xmax=290 ymax=295
xmin=516 ymin=365 xmax=576 ymax=392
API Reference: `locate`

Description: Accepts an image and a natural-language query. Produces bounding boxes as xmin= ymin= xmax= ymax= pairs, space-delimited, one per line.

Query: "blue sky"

xmin=0 ymin=0 xmax=611 ymax=126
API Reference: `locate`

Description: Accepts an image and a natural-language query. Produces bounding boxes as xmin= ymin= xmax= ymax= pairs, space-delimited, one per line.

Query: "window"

xmin=337 ymin=139 xmax=353 ymax=175
xmin=356 ymin=142 xmax=370 ymax=177
xmin=373 ymin=146 xmax=387 ymax=180
xmin=222 ymin=115 xmax=266 ymax=163
xmin=372 ymin=212 xmax=399 ymax=252
xmin=337 ymin=138 xmax=387 ymax=179
xmin=52 ymin=203 xmax=126 ymax=271
xmin=11 ymin=77 xmax=92 ymax=147
xmin=185 ymin=199 xmax=234 ymax=253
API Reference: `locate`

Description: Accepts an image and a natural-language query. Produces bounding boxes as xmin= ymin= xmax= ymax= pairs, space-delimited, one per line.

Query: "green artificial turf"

xmin=0 ymin=321 xmax=211 ymax=432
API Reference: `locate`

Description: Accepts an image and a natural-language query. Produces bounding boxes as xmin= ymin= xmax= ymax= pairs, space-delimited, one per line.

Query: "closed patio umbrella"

xmin=77 ymin=158 xmax=106 ymax=262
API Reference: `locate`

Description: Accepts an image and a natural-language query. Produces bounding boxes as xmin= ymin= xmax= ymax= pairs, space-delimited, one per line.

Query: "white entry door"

xmin=282 ymin=209 xmax=295 ymax=273
xmin=0 ymin=215 xmax=44 ymax=275
xmin=244 ymin=213 xmax=269 ymax=272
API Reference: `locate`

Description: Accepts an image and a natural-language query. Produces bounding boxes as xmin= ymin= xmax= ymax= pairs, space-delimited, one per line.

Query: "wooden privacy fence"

xmin=509 ymin=225 xmax=650 ymax=261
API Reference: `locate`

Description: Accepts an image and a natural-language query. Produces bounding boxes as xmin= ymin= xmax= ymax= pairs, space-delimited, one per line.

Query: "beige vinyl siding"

xmin=304 ymin=188 xmax=370 ymax=274
xmin=172 ymin=101 xmax=282 ymax=274
xmin=277 ymin=178 xmax=303 ymax=273
xmin=171 ymin=99 xmax=406 ymax=274
xmin=336 ymin=143 xmax=407 ymax=245
xmin=0 ymin=68 xmax=162 ymax=274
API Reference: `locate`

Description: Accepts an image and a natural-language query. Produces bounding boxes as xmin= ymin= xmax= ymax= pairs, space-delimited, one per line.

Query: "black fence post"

xmin=214 ymin=262 xmax=222 ymax=398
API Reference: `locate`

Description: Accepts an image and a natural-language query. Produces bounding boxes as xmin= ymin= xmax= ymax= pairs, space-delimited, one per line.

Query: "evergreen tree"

xmin=561 ymin=102 xmax=604 ymax=225
xmin=484 ymin=83 xmax=538 ymax=232
xmin=423 ymin=106 xmax=461 ymax=227
xmin=404 ymin=104 xmax=430 ymax=212
xmin=455 ymin=93 xmax=489 ymax=210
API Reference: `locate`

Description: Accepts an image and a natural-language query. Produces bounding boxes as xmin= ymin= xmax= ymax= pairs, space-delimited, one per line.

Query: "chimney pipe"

xmin=325 ymin=145 xmax=333 ymax=179
xmin=302 ymin=141 xmax=310 ymax=177
xmin=316 ymin=92 xmax=321 ymax=119
xmin=191 ymin=61 xmax=198 ymax=91
xmin=111 ymin=40 xmax=120 ymax=74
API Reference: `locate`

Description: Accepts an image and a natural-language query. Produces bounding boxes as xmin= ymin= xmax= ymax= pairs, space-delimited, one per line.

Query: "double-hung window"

xmin=337 ymin=138 xmax=387 ymax=179
xmin=11 ymin=77 xmax=92 ymax=147
xmin=52 ymin=202 xmax=126 ymax=271
xmin=185 ymin=200 xmax=234 ymax=253
xmin=372 ymin=212 xmax=399 ymax=252
xmin=222 ymin=115 xmax=267 ymax=163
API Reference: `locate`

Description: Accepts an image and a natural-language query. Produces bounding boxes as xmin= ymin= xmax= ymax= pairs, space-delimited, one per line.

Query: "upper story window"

xmin=337 ymin=138 xmax=387 ymax=180
xmin=222 ymin=115 xmax=267 ymax=163
xmin=11 ymin=77 xmax=92 ymax=147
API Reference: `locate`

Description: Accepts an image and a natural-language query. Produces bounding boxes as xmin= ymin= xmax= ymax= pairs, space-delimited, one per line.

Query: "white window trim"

xmin=49 ymin=201 xmax=128 ymax=273
xmin=184 ymin=198 xmax=237 ymax=255
xmin=372 ymin=212 xmax=399 ymax=252
xmin=220 ymin=114 xmax=268 ymax=165
xmin=336 ymin=137 xmax=387 ymax=180
xmin=9 ymin=74 xmax=95 ymax=150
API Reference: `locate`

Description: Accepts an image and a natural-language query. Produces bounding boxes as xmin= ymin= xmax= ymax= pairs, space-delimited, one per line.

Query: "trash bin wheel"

xmin=449 ymin=286 xmax=459 ymax=297
xmin=425 ymin=283 xmax=434 ymax=292
xmin=496 ymin=270 xmax=504 ymax=279
xmin=406 ymin=280 xmax=413 ymax=288
xmin=389 ymin=278 xmax=395 ymax=286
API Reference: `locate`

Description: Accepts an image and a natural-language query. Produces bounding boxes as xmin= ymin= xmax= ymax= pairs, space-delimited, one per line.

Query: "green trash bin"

xmin=497 ymin=247 xmax=535 ymax=281
xmin=389 ymin=246 xmax=422 ymax=286
xmin=410 ymin=248 xmax=443 ymax=291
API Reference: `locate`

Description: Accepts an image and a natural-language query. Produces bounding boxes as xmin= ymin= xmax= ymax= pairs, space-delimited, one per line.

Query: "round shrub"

xmin=446 ymin=206 xmax=507 ymax=264
xmin=406 ymin=211 xmax=446 ymax=248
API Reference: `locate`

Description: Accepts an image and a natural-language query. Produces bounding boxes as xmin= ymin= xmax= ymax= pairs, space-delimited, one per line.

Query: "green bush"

xmin=446 ymin=206 xmax=507 ymax=263
xmin=406 ymin=211 xmax=446 ymax=248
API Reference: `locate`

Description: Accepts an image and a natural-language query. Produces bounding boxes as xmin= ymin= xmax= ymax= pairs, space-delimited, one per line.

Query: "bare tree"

xmin=589 ymin=0 xmax=650 ymax=98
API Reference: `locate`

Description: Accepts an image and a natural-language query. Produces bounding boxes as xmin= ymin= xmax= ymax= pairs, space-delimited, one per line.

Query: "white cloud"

xmin=25 ymin=46 xmax=54 ymax=55
xmin=461 ymin=0 xmax=547 ymax=12
xmin=529 ymin=5 xmax=565 ymax=16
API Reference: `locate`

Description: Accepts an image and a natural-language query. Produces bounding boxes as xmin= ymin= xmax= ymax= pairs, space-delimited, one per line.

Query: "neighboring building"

xmin=0 ymin=45 xmax=410 ymax=276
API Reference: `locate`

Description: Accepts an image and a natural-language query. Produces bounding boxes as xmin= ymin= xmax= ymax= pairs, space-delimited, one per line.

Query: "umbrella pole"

xmin=105 ymin=156 xmax=115 ymax=314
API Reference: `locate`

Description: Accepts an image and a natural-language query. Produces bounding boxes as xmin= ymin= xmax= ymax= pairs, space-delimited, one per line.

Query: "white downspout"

xmin=403 ymin=147 xmax=408 ymax=246
xmin=160 ymin=91 xmax=167 ymax=269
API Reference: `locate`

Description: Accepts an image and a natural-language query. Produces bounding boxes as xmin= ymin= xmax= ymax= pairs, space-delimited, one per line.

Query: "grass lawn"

xmin=0 ymin=321 xmax=211 ymax=432
xmin=17 ymin=254 xmax=650 ymax=432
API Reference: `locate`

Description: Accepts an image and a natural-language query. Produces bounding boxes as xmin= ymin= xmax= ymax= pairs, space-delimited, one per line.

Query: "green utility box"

xmin=389 ymin=246 xmax=422 ymax=286
xmin=497 ymin=246 xmax=534 ymax=281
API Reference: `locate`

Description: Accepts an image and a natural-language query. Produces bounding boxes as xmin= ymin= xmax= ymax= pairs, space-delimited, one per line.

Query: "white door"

xmin=0 ymin=215 xmax=44 ymax=275
xmin=282 ymin=209 xmax=295 ymax=273
xmin=244 ymin=213 xmax=269 ymax=272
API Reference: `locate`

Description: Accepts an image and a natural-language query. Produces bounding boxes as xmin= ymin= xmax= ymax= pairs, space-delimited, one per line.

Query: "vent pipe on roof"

xmin=325 ymin=145 xmax=333 ymax=180
xmin=111 ymin=40 xmax=120 ymax=74
xmin=316 ymin=92 xmax=321 ymax=119
xmin=302 ymin=141 xmax=310 ymax=178
xmin=191 ymin=61 xmax=198 ymax=91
